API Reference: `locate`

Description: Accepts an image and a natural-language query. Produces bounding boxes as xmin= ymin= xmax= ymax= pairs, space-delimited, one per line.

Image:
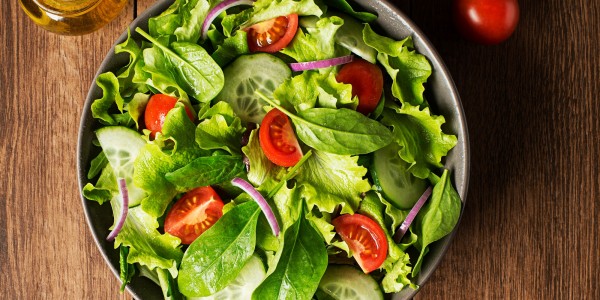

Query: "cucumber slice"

xmin=96 ymin=126 xmax=147 ymax=207
xmin=317 ymin=265 xmax=383 ymax=300
xmin=216 ymin=53 xmax=292 ymax=123
xmin=189 ymin=255 xmax=266 ymax=300
xmin=372 ymin=142 xmax=428 ymax=210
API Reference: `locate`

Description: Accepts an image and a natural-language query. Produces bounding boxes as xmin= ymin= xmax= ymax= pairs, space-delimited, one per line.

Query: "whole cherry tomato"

xmin=336 ymin=59 xmax=384 ymax=115
xmin=453 ymin=0 xmax=520 ymax=45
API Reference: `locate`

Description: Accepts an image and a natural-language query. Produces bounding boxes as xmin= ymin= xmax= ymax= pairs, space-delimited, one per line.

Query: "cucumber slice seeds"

xmin=96 ymin=126 xmax=147 ymax=207
xmin=216 ymin=53 xmax=292 ymax=123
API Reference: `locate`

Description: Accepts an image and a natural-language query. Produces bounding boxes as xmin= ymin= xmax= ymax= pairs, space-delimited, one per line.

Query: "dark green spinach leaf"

xmin=164 ymin=155 xmax=245 ymax=189
xmin=252 ymin=205 xmax=327 ymax=300
xmin=411 ymin=170 xmax=461 ymax=276
xmin=136 ymin=28 xmax=224 ymax=103
xmin=178 ymin=201 xmax=261 ymax=297
xmin=258 ymin=92 xmax=392 ymax=155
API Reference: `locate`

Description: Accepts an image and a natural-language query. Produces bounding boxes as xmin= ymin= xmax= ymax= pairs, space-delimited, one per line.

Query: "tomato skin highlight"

xmin=259 ymin=109 xmax=303 ymax=167
xmin=246 ymin=14 xmax=299 ymax=53
xmin=144 ymin=94 xmax=195 ymax=137
xmin=164 ymin=186 xmax=224 ymax=245
xmin=452 ymin=0 xmax=520 ymax=45
xmin=332 ymin=213 xmax=388 ymax=273
xmin=336 ymin=59 xmax=383 ymax=115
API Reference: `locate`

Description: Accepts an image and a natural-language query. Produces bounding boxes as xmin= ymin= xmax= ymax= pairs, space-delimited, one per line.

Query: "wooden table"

xmin=2 ymin=0 xmax=598 ymax=299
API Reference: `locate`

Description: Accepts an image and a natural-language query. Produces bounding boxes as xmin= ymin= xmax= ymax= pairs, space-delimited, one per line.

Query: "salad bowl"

xmin=77 ymin=0 xmax=469 ymax=299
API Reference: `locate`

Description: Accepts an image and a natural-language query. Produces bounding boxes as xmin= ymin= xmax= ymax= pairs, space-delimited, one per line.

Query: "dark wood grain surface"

xmin=2 ymin=0 xmax=598 ymax=299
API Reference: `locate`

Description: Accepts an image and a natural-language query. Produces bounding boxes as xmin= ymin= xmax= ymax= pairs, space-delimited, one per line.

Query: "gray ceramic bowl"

xmin=78 ymin=0 xmax=470 ymax=299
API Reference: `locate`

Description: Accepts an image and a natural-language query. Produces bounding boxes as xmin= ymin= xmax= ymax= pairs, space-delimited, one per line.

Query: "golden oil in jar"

xmin=19 ymin=0 xmax=128 ymax=35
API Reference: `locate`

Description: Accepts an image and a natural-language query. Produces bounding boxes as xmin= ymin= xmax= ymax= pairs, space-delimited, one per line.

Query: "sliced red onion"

xmin=289 ymin=55 xmax=354 ymax=72
xmin=107 ymin=178 xmax=130 ymax=241
xmin=393 ymin=186 xmax=433 ymax=243
xmin=231 ymin=177 xmax=280 ymax=237
xmin=201 ymin=0 xmax=255 ymax=40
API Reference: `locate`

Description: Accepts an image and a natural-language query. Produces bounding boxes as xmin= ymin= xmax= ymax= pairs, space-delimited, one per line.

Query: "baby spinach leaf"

xmin=136 ymin=28 xmax=224 ymax=103
xmin=178 ymin=201 xmax=261 ymax=297
xmin=164 ymin=155 xmax=245 ymax=189
xmin=411 ymin=170 xmax=461 ymax=276
xmin=258 ymin=92 xmax=392 ymax=155
xmin=252 ymin=205 xmax=327 ymax=300
xmin=119 ymin=246 xmax=135 ymax=291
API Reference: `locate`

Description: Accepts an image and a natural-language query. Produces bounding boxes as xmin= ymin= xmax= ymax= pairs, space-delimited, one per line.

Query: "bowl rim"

xmin=77 ymin=0 xmax=470 ymax=299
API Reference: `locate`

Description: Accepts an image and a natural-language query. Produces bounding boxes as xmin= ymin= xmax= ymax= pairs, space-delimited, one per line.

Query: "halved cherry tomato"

xmin=246 ymin=14 xmax=299 ymax=53
xmin=259 ymin=108 xmax=303 ymax=167
xmin=336 ymin=59 xmax=384 ymax=115
xmin=164 ymin=186 xmax=224 ymax=245
xmin=144 ymin=94 xmax=195 ymax=138
xmin=332 ymin=213 xmax=388 ymax=273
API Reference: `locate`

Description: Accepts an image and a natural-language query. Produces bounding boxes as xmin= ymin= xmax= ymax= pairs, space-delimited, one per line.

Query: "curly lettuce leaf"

xmin=273 ymin=70 xmax=355 ymax=112
xmin=363 ymin=24 xmax=431 ymax=106
xmin=82 ymin=162 xmax=117 ymax=205
xmin=244 ymin=0 xmax=323 ymax=27
xmin=148 ymin=0 xmax=183 ymax=38
xmin=195 ymin=102 xmax=245 ymax=154
xmin=222 ymin=9 xmax=253 ymax=37
xmin=174 ymin=0 xmax=211 ymax=43
xmin=281 ymin=16 xmax=348 ymax=62
xmin=297 ymin=150 xmax=370 ymax=214
xmin=134 ymin=106 xmax=211 ymax=217
xmin=211 ymin=30 xmax=250 ymax=67
xmin=115 ymin=30 xmax=148 ymax=98
xmin=110 ymin=193 xmax=183 ymax=278
xmin=92 ymin=72 xmax=125 ymax=125
xmin=359 ymin=191 xmax=416 ymax=293
xmin=241 ymin=128 xmax=286 ymax=188
xmin=381 ymin=105 xmax=457 ymax=179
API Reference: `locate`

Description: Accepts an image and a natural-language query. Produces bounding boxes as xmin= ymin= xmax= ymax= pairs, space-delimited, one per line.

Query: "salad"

xmin=82 ymin=0 xmax=463 ymax=299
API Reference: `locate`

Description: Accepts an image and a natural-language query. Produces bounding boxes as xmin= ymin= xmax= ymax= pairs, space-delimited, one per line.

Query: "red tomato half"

xmin=164 ymin=186 xmax=224 ymax=245
xmin=246 ymin=14 xmax=299 ymax=53
xmin=144 ymin=94 xmax=195 ymax=137
xmin=453 ymin=0 xmax=520 ymax=45
xmin=332 ymin=213 xmax=388 ymax=273
xmin=336 ymin=59 xmax=384 ymax=115
xmin=259 ymin=108 xmax=303 ymax=167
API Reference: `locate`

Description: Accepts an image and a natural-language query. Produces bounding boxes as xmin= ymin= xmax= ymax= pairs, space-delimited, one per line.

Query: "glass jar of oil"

xmin=19 ymin=0 xmax=128 ymax=35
